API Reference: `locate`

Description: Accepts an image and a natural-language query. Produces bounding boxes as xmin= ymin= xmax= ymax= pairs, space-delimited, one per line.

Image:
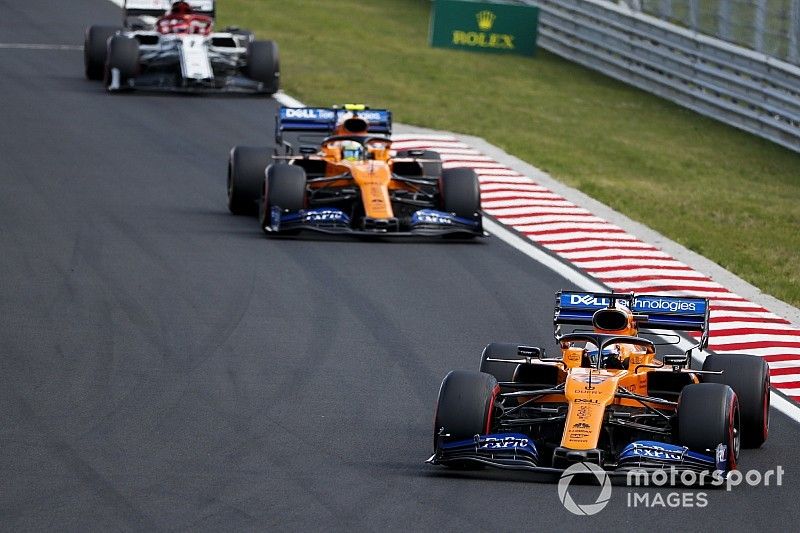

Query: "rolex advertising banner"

xmin=429 ymin=0 xmax=539 ymax=56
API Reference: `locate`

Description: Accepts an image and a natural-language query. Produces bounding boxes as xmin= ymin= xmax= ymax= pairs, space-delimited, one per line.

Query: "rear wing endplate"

xmin=554 ymin=291 xmax=710 ymax=347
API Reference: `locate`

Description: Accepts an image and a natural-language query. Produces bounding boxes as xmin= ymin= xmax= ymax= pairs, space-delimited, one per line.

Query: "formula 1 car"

xmin=226 ymin=105 xmax=483 ymax=237
xmin=83 ymin=1 xmax=279 ymax=94
xmin=429 ymin=291 xmax=771 ymax=477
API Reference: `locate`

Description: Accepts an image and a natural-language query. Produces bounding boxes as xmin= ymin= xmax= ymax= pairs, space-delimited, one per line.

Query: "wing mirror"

xmin=299 ymin=145 xmax=317 ymax=156
xmin=662 ymin=354 xmax=689 ymax=369
xmin=518 ymin=345 xmax=544 ymax=358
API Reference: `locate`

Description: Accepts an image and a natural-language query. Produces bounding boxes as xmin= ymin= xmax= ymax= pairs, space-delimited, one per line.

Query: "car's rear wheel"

xmin=84 ymin=25 xmax=120 ymax=80
xmin=479 ymin=343 xmax=519 ymax=384
xmin=433 ymin=370 xmax=498 ymax=454
xmin=229 ymin=146 xmax=271 ymax=215
xmin=246 ymin=40 xmax=280 ymax=94
xmin=104 ymin=35 xmax=139 ymax=90
xmin=702 ymin=353 xmax=770 ymax=448
xmin=395 ymin=150 xmax=442 ymax=178
xmin=678 ymin=383 xmax=739 ymax=469
xmin=260 ymin=164 xmax=307 ymax=234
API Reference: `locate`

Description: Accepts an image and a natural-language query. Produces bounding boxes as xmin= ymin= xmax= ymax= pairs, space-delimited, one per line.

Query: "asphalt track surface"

xmin=1 ymin=1 xmax=799 ymax=530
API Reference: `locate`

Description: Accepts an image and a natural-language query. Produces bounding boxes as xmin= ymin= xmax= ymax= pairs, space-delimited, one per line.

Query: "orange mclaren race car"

xmin=429 ymin=291 xmax=770 ymax=478
xmin=227 ymin=105 xmax=483 ymax=237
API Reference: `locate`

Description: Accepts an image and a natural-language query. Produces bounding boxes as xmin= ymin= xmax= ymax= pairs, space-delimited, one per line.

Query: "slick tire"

xmin=84 ymin=25 xmax=120 ymax=80
xmin=702 ymin=353 xmax=770 ymax=448
xmin=479 ymin=343 xmax=519 ymax=384
xmin=260 ymin=164 xmax=306 ymax=234
xmin=433 ymin=370 xmax=498 ymax=453
xmin=246 ymin=40 xmax=280 ymax=94
xmin=104 ymin=35 xmax=139 ymax=89
xmin=228 ymin=146 xmax=271 ymax=216
xmin=678 ymin=383 xmax=740 ymax=470
xmin=395 ymin=150 xmax=442 ymax=178
xmin=439 ymin=167 xmax=480 ymax=219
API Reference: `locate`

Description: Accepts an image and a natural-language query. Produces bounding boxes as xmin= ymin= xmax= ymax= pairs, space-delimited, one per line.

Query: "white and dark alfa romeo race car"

xmin=84 ymin=0 xmax=279 ymax=94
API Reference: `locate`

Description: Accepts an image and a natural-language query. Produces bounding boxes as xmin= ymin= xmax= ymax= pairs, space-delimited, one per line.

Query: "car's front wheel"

xmin=84 ymin=25 xmax=120 ymax=80
xmin=434 ymin=370 xmax=498 ymax=453
xmin=439 ymin=167 xmax=481 ymax=219
xmin=678 ymin=383 xmax=740 ymax=469
xmin=260 ymin=163 xmax=306 ymax=234
xmin=104 ymin=35 xmax=139 ymax=90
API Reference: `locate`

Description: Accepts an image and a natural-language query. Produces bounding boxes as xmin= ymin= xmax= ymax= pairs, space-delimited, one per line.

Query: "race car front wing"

xmin=266 ymin=207 xmax=484 ymax=237
xmin=427 ymin=433 xmax=728 ymax=482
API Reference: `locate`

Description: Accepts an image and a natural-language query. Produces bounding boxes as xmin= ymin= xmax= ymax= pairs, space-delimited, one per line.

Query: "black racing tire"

xmin=702 ymin=353 xmax=770 ymax=448
xmin=84 ymin=25 xmax=120 ymax=80
xmin=395 ymin=150 xmax=442 ymax=178
xmin=228 ymin=146 xmax=271 ymax=215
xmin=246 ymin=40 xmax=280 ymax=94
xmin=105 ymin=34 xmax=139 ymax=88
xmin=479 ymin=343 xmax=519 ymax=384
xmin=439 ymin=167 xmax=480 ymax=218
xmin=260 ymin=164 xmax=307 ymax=234
xmin=678 ymin=383 xmax=740 ymax=469
xmin=433 ymin=370 xmax=498 ymax=452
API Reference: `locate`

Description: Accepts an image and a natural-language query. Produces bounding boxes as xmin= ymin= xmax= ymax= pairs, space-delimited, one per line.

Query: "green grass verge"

xmin=220 ymin=0 xmax=800 ymax=307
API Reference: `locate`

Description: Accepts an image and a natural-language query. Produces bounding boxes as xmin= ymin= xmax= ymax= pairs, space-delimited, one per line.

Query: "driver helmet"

xmin=341 ymin=140 xmax=364 ymax=161
xmin=583 ymin=342 xmax=624 ymax=369
xmin=170 ymin=1 xmax=193 ymax=15
xmin=601 ymin=348 xmax=625 ymax=369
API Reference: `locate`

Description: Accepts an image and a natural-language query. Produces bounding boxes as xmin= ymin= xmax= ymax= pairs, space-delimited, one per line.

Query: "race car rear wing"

xmin=123 ymin=0 xmax=215 ymax=22
xmin=554 ymin=291 xmax=710 ymax=348
xmin=275 ymin=106 xmax=393 ymax=149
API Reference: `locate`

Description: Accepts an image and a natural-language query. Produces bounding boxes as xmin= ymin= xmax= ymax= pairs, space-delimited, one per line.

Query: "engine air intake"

xmin=592 ymin=309 xmax=628 ymax=331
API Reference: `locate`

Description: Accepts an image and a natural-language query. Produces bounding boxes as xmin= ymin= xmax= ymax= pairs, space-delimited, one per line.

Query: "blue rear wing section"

xmin=555 ymin=291 xmax=709 ymax=336
xmin=275 ymin=107 xmax=392 ymax=141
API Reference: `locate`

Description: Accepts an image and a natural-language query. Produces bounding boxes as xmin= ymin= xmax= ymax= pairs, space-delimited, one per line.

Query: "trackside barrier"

xmin=517 ymin=0 xmax=800 ymax=153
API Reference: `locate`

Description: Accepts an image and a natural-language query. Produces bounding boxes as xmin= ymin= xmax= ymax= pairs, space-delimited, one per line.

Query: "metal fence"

xmin=633 ymin=0 xmax=800 ymax=65
xmin=519 ymin=0 xmax=800 ymax=152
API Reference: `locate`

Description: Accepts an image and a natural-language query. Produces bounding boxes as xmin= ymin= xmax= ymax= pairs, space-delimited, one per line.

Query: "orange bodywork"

xmin=305 ymin=138 xmax=419 ymax=220
xmin=520 ymin=305 xmax=698 ymax=451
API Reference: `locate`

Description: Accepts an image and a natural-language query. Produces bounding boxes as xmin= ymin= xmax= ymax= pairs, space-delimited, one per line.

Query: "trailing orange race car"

xmin=227 ymin=105 xmax=483 ymax=237
xmin=428 ymin=291 xmax=771 ymax=478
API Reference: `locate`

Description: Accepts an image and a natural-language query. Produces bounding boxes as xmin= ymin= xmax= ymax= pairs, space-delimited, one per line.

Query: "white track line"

xmin=137 ymin=31 xmax=800 ymax=423
xmin=0 ymin=43 xmax=82 ymax=50
xmin=274 ymin=92 xmax=304 ymax=108
xmin=270 ymin=82 xmax=800 ymax=422
xmin=485 ymin=217 xmax=800 ymax=422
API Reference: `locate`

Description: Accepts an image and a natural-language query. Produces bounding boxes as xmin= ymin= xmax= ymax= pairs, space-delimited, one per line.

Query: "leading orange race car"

xmin=429 ymin=291 xmax=770 ymax=479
